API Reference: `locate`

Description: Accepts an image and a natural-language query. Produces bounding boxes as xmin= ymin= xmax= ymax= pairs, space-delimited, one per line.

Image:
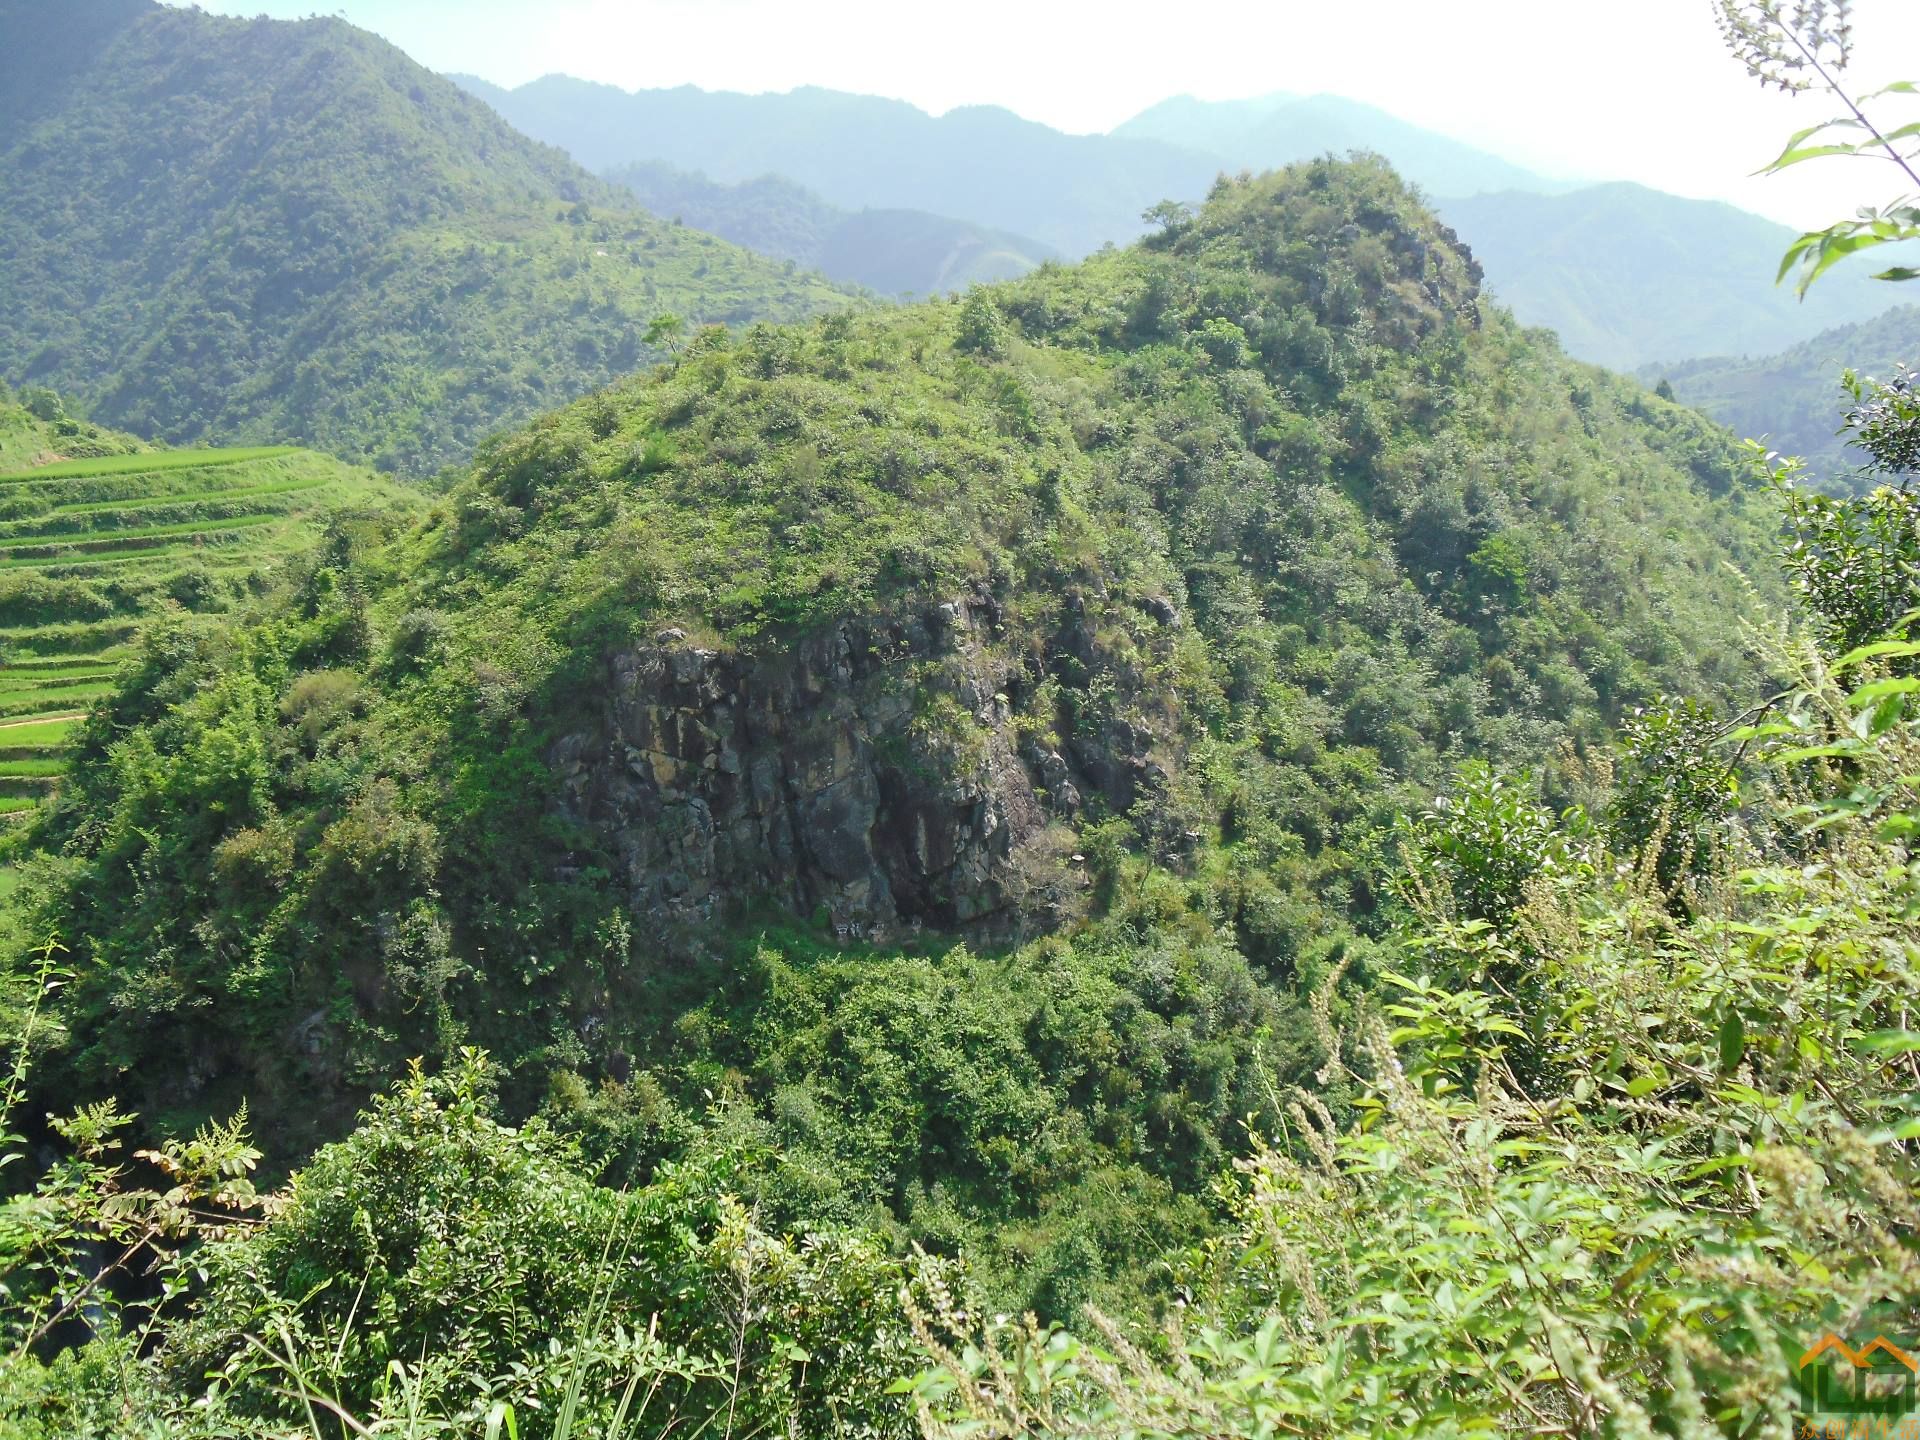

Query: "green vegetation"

xmin=1 ymin=65 xmax=1917 ymax=1434
xmin=8 ymin=3 xmax=1920 ymax=1432
xmin=0 ymin=386 xmax=152 ymax=473
xmin=7 ymin=159 xmax=1779 ymax=1318
xmin=5 ymin=233 xmax=1915 ymax=1440
xmin=0 ymin=1 xmax=850 ymax=475
xmin=0 ymin=719 xmax=78 ymax=752
xmin=906 ymin=338 xmax=1920 ymax=1438
xmin=0 ymin=447 xmax=299 ymax=483
xmin=0 ymin=392 xmax=418 ymax=830
xmin=915 ymin=639 xmax=1920 ymax=1437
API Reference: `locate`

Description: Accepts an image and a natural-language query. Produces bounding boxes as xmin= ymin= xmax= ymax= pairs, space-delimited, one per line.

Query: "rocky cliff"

xmin=549 ymin=589 xmax=1178 ymax=941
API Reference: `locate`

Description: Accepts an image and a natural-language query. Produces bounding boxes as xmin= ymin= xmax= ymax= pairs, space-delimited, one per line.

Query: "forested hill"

xmin=0 ymin=0 xmax=848 ymax=474
xmin=1652 ymin=303 xmax=1920 ymax=481
xmin=26 ymin=163 xmax=1778 ymax=1303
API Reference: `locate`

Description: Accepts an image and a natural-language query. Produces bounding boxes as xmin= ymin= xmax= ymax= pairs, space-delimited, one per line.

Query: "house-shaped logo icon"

xmin=1798 ymin=1335 xmax=1920 ymax=1417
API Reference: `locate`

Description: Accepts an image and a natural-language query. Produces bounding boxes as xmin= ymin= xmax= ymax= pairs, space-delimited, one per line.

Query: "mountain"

xmin=456 ymin=73 xmax=1919 ymax=371
xmin=25 ymin=162 xmax=1776 ymax=1316
xmin=604 ymin=160 xmax=1057 ymax=296
xmin=0 ymin=1 xmax=848 ymax=474
xmin=1436 ymin=184 xmax=1920 ymax=371
xmin=1115 ymin=91 xmax=1561 ymax=197
xmin=1649 ymin=304 xmax=1920 ymax=479
xmin=1104 ymin=92 xmax=1300 ymax=156
xmin=455 ymin=73 xmax=1222 ymax=257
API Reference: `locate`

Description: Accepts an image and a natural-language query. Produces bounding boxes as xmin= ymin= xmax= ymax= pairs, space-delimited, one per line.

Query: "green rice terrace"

xmin=0 ymin=392 xmax=418 ymax=823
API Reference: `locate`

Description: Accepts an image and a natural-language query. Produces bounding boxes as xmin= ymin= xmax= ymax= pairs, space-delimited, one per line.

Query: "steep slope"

xmin=1438 ymin=184 xmax=1918 ymax=370
xmin=605 ymin=160 xmax=1058 ymax=296
xmin=456 ymin=74 xmax=1220 ymax=257
xmin=0 ymin=1 xmax=848 ymax=474
xmin=23 ymin=162 xmax=1776 ymax=1287
xmin=1650 ymin=304 xmax=1920 ymax=481
xmin=1116 ymin=92 xmax=1560 ymax=197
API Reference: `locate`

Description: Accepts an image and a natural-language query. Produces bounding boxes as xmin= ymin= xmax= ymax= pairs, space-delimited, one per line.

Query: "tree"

xmin=645 ymin=310 xmax=687 ymax=359
xmin=953 ymin=289 xmax=1009 ymax=357
xmin=1141 ymin=198 xmax=1194 ymax=235
xmin=18 ymin=386 xmax=63 ymax=422
xmin=1765 ymin=371 xmax=1920 ymax=662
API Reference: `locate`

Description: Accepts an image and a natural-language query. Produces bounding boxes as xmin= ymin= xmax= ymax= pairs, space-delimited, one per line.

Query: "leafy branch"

xmin=1716 ymin=0 xmax=1920 ymax=291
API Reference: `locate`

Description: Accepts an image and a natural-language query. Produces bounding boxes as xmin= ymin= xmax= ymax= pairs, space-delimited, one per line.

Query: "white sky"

xmin=188 ymin=0 xmax=1920 ymax=228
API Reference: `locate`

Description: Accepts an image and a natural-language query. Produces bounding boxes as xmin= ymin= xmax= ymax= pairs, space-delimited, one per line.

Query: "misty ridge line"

xmin=456 ymin=70 xmax=1920 ymax=373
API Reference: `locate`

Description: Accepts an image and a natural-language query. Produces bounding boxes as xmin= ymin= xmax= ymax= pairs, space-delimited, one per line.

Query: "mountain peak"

xmin=1175 ymin=159 xmax=1484 ymax=325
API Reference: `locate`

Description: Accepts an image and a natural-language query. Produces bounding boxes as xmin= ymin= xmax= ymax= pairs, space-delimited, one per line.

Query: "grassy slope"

xmin=23 ymin=160 xmax=1781 ymax=1311
xmin=0 ymin=395 xmax=152 ymax=472
xmin=0 ymin=1 xmax=850 ymax=475
xmin=0 ymin=448 xmax=296 ymax=482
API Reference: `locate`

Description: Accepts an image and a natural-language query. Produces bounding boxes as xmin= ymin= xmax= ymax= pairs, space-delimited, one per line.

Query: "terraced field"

xmin=0 ymin=441 xmax=417 ymax=823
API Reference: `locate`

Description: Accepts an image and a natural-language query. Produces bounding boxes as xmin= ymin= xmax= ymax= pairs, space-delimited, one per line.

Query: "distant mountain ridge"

xmin=603 ymin=159 xmax=1057 ymax=296
xmin=1115 ymin=91 xmax=1566 ymax=198
xmin=1436 ymin=184 xmax=1920 ymax=372
xmin=453 ymin=73 xmax=1223 ymax=257
xmin=1649 ymin=304 xmax=1920 ymax=480
xmin=458 ymin=75 xmax=1920 ymax=370
xmin=0 ymin=1 xmax=849 ymax=472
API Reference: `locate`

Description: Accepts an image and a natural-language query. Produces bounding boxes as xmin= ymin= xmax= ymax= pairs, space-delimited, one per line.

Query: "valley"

xmin=1651 ymin=302 xmax=1920 ymax=480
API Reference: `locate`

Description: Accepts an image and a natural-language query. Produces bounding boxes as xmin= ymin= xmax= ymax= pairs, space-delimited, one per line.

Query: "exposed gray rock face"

xmin=549 ymin=596 xmax=1070 ymax=940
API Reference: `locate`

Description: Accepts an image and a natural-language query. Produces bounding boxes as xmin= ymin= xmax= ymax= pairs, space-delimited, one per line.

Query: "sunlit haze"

xmin=185 ymin=0 xmax=1920 ymax=228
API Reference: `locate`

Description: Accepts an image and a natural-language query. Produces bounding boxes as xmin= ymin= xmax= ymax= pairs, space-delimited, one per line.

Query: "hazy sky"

xmin=188 ymin=0 xmax=1920 ymax=228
